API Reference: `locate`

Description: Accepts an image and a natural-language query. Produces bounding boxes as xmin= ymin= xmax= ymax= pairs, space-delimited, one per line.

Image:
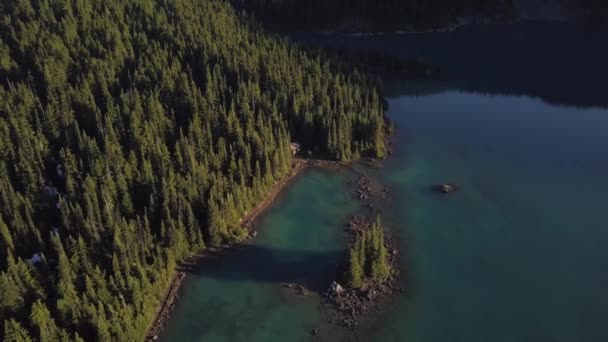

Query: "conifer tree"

xmin=345 ymin=216 xmax=391 ymax=288
xmin=3 ymin=318 xmax=32 ymax=342
xmin=370 ymin=219 xmax=391 ymax=281
xmin=346 ymin=247 xmax=363 ymax=288
xmin=29 ymin=300 xmax=59 ymax=342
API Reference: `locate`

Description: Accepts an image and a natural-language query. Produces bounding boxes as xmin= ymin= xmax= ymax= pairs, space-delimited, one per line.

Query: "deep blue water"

xmin=293 ymin=21 xmax=608 ymax=108
xmin=370 ymin=90 xmax=608 ymax=342
xmin=302 ymin=21 xmax=608 ymax=341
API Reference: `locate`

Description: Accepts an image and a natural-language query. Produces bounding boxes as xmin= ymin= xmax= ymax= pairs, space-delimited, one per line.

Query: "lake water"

xmin=160 ymin=169 xmax=357 ymax=341
xmin=371 ymin=91 xmax=608 ymax=342
xmin=162 ymin=22 xmax=608 ymax=341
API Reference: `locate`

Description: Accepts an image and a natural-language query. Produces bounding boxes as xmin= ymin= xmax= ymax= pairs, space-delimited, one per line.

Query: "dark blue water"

xmin=371 ymin=91 xmax=608 ymax=342
xmin=298 ymin=21 xmax=608 ymax=341
xmin=294 ymin=21 xmax=608 ymax=108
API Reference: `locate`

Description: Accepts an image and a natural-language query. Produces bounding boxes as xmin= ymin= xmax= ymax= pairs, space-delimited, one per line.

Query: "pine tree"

xmin=0 ymin=217 xmax=14 ymax=268
xmin=374 ymin=239 xmax=391 ymax=281
xmin=29 ymin=300 xmax=59 ymax=342
xmin=356 ymin=236 xmax=366 ymax=271
xmin=370 ymin=219 xmax=390 ymax=281
xmin=3 ymin=318 xmax=32 ymax=342
xmin=346 ymin=216 xmax=392 ymax=287
xmin=0 ymin=271 xmax=23 ymax=318
xmin=346 ymin=247 xmax=363 ymax=288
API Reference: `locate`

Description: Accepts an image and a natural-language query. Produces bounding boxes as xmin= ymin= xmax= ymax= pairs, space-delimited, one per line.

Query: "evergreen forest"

xmin=0 ymin=0 xmax=387 ymax=340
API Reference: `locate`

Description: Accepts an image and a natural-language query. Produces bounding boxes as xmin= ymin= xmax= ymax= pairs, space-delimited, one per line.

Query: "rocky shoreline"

xmin=145 ymin=157 xmax=354 ymax=340
xmin=252 ymin=157 xmax=403 ymax=336
xmin=145 ymin=245 xmax=247 ymax=340
xmin=146 ymin=272 xmax=186 ymax=340
xmin=263 ymin=159 xmax=403 ymax=337
xmin=322 ymin=165 xmax=402 ymax=332
xmin=144 ymin=154 xmax=402 ymax=341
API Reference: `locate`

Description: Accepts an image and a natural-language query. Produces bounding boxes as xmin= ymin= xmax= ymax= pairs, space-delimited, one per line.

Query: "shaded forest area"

xmin=234 ymin=0 xmax=518 ymax=31
xmin=235 ymin=0 xmax=608 ymax=31
xmin=0 ymin=0 xmax=387 ymax=340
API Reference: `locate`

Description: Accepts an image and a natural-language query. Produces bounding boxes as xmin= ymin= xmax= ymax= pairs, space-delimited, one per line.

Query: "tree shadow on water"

xmin=177 ymin=245 xmax=345 ymax=292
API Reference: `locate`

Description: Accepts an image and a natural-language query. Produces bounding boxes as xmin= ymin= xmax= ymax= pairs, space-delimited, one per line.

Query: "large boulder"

xmin=330 ymin=281 xmax=345 ymax=295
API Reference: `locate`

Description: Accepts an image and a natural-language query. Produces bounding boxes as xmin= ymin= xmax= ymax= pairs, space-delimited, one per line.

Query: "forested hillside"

xmin=0 ymin=0 xmax=386 ymax=340
xmin=237 ymin=0 xmax=608 ymax=31
xmin=234 ymin=0 xmax=517 ymax=31
xmin=512 ymin=0 xmax=608 ymax=20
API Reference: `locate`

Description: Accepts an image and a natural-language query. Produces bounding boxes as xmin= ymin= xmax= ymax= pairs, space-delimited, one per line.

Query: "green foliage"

xmin=369 ymin=218 xmax=391 ymax=281
xmin=0 ymin=0 xmax=386 ymax=340
xmin=29 ymin=300 xmax=61 ymax=342
xmin=344 ymin=216 xmax=391 ymax=287
xmin=3 ymin=318 xmax=32 ymax=342
xmin=346 ymin=247 xmax=363 ymax=288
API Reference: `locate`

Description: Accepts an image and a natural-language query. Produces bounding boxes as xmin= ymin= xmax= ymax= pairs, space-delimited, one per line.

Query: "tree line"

xmin=345 ymin=217 xmax=391 ymax=289
xmin=0 ymin=0 xmax=387 ymax=340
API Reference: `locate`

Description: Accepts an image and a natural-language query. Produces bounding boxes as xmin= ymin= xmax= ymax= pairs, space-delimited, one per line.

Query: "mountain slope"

xmin=237 ymin=0 xmax=607 ymax=31
xmin=235 ymin=0 xmax=517 ymax=31
xmin=0 ymin=0 xmax=385 ymax=340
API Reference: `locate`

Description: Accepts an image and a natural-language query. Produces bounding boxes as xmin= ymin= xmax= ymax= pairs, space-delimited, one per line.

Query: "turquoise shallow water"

xmin=160 ymin=169 xmax=357 ymax=342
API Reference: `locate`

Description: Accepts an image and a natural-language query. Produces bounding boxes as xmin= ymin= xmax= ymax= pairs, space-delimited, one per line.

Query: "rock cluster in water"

xmin=320 ymin=165 xmax=402 ymax=330
xmin=323 ymin=241 xmax=402 ymax=330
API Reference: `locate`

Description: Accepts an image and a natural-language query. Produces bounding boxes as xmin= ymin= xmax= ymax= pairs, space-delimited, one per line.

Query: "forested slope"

xmin=513 ymin=0 xmax=608 ymax=21
xmin=235 ymin=0 xmax=517 ymax=31
xmin=0 ymin=0 xmax=386 ymax=340
xmin=237 ymin=0 xmax=608 ymax=31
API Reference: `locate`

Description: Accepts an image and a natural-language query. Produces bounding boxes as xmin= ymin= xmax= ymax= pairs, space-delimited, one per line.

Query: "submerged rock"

xmin=432 ymin=183 xmax=460 ymax=194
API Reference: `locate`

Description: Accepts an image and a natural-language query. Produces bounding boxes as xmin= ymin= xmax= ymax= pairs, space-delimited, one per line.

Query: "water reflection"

xmin=294 ymin=21 xmax=608 ymax=108
xmin=179 ymin=245 xmax=343 ymax=292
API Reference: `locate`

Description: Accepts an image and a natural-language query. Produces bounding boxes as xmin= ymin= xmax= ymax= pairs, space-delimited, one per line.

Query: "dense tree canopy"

xmin=0 ymin=0 xmax=386 ymax=340
xmin=345 ymin=217 xmax=391 ymax=289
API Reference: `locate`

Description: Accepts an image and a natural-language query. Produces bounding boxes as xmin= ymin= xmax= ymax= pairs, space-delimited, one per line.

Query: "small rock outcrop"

xmin=330 ymin=281 xmax=345 ymax=296
xmin=297 ymin=284 xmax=309 ymax=296
xmin=432 ymin=183 xmax=460 ymax=194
